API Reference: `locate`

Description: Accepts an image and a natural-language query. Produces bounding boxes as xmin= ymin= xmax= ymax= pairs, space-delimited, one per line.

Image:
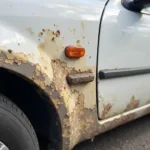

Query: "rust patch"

xmin=101 ymin=103 xmax=112 ymax=119
xmin=125 ymin=96 xmax=140 ymax=111
xmin=56 ymin=30 xmax=60 ymax=37
xmin=52 ymin=37 xmax=55 ymax=41
xmin=8 ymin=49 xmax=12 ymax=53
xmin=49 ymin=58 xmax=97 ymax=149
xmin=38 ymin=32 xmax=43 ymax=37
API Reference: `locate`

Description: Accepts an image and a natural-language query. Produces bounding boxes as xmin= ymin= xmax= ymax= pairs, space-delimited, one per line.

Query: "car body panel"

xmin=98 ymin=0 xmax=150 ymax=119
xmin=0 ymin=0 xmax=150 ymax=149
xmin=0 ymin=0 xmax=106 ymax=149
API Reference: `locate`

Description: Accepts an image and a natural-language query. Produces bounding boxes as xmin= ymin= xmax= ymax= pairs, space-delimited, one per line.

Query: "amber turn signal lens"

xmin=65 ymin=46 xmax=85 ymax=58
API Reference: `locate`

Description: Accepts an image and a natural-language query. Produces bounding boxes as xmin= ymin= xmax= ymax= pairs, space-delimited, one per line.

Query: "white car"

xmin=0 ymin=0 xmax=149 ymax=150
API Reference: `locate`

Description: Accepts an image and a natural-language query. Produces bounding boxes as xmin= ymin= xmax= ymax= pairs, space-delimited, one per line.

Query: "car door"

xmin=98 ymin=0 xmax=150 ymax=119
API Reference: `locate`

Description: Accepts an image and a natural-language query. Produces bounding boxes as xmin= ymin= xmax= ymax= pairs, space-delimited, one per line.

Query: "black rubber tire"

xmin=0 ymin=94 xmax=39 ymax=150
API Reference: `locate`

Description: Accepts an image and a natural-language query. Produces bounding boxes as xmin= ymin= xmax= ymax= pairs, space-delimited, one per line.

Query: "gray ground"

xmin=73 ymin=115 xmax=150 ymax=150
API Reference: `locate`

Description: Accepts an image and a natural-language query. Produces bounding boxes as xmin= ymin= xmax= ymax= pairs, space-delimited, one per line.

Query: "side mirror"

xmin=122 ymin=0 xmax=150 ymax=12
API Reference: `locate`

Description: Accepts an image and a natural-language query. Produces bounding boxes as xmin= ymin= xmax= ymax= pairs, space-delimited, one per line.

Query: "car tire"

xmin=0 ymin=94 xmax=39 ymax=150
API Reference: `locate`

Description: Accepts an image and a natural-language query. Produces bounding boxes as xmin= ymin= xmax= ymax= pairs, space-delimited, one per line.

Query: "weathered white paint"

xmin=0 ymin=0 xmax=106 ymax=113
xmin=98 ymin=0 xmax=150 ymax=119
xmin=0 ymin=0 xmax=105 ymax=67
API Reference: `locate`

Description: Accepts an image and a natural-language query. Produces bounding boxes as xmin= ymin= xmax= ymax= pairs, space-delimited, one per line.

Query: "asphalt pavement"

xmin=74 ymin=115 xmax=150 ymax=150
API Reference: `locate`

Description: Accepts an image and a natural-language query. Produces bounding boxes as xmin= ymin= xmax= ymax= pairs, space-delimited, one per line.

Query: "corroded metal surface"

xmin=66 ymin=72 xmax=94 ymax=85
xmin=1 ymin=0 xmax=150 ymax=149
xmin=0 ymin=27 xmax=97 ymax=149
xmin=1 ymin=26 xmax=150 ymax=150
xmin=125 ymin=96 xmax=140 ymax=112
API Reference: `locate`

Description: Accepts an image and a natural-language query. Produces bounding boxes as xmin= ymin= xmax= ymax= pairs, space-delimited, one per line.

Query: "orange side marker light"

xmin=65 ymin=46 xmax=85 ymax=58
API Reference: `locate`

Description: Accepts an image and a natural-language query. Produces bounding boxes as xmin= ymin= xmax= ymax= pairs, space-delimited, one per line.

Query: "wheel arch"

xmin=0 ymin=67 xmax=62 ymax=149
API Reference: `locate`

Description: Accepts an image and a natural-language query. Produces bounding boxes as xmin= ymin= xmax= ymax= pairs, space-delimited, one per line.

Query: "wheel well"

xmin=0 ymin=68 xmax=62 ymax=150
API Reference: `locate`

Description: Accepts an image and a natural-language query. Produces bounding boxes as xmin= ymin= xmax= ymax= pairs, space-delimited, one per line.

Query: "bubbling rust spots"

xmin=56 ymin=30 xmax=60 ymax=37
xmin=54 ymin=24 xmax=58 ymax=27
xmin=99 ymin=113 xmax=136 ymax=133
xmin=38 ymin=29 xmax=64 ymax=58
xmin=125 ymin=96 xmax=140 ymax=111
xmin=5 ymin=52 xmax=28 ymax=65
xmin=101 ymin=103 xmax=112 ymax=119
xmin=38 ymin=32 xmax=43 ymax=37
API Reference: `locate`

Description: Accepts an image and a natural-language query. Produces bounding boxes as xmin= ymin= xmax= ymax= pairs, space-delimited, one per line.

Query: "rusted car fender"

xmin=0 ymin=0 xmax=107 ymax=149
xmin=0 ymin=30 xmax=99 ymax=150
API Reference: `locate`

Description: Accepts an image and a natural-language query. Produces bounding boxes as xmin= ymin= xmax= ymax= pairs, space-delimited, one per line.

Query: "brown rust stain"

xmin=49 ymin=58 xmax=97 ymax=149
xmin=125 ymin=96 xmax=140 ymax=111
xmin=38 ymin=32 xmax=43 ymax=37
xmin=56 ymin=30 xmax=60 ymax=37
xmin=101 ymin=103 xmax=112 ymax=119
xmin=99 ymin=113 xmax=136 ymax=133
xmin=52 ymin=37 xmax=55 ymax=41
